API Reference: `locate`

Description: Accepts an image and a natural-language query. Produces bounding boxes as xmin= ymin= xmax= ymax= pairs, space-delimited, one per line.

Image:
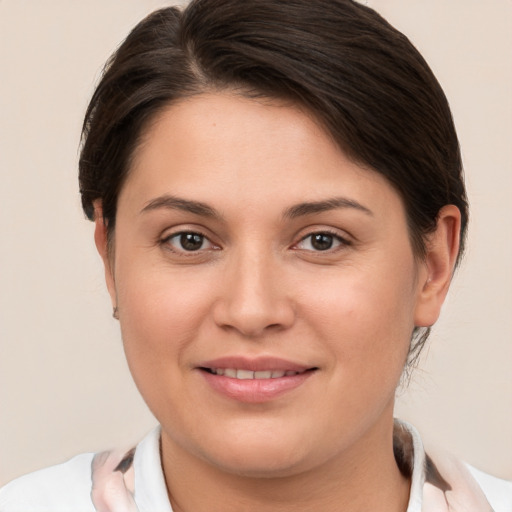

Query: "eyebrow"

xmin=140 ymin=195 xmax=372 ymax=220
xmin=283 ymin=197 xmax=373 ymax=219
xmin=140 ymin=195 xmax=222 ymax=219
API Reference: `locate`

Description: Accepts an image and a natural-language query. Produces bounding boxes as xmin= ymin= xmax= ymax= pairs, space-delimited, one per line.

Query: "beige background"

xmin=0 ymin=0 xmax=511 ymax=486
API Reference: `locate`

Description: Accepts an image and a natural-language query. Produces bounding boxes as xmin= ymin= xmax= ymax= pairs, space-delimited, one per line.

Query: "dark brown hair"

xmin=79 ymin=0 xmax=468 ymax=364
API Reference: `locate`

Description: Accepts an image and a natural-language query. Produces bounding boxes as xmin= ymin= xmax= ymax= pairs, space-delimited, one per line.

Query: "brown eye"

xmin=180 ymin=233 xmax=204 ymax=251
xmin=295 ymin=232 xmax=347 ymax=252
xmin=311 ymin=233 xmax=334 ymax=251
xmin=165 ymin=232 xmax=211 ymax=252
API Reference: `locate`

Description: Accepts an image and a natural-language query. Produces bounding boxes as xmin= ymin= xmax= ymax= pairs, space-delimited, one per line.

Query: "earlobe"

xmin=93 ymin=200 xmax=117 ymax=307
xmin=414 ymin=205 xmax=461 ymax=327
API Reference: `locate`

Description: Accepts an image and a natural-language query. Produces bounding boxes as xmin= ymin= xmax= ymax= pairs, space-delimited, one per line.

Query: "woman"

xmin=1 ymin=0 xmax=510 ymax=510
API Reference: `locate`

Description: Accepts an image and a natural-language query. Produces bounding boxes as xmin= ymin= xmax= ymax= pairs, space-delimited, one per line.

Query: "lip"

xmin=198 ymin=356 xmax=312 ymax=373
xmin=196 ymin=356 xmax=317 ymax=403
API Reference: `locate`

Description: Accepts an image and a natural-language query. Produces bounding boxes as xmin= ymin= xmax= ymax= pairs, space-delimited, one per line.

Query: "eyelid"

xmin=158 ymin=225 xmax=352 ymax=254
xmin=160 ymin=227 xmax=221 ymax=254
xmin=159 ymin=223 xmax=217 ymax=243
xmin=292 ymin=228 xmax=352 ymax=252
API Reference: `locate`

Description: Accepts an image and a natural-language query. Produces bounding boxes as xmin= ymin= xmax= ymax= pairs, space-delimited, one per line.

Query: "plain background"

xmin=0 ymin=0 xmax=511 ymax=487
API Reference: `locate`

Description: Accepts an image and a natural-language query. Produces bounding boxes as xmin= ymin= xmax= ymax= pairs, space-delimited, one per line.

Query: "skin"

xmin=95 ymin=92 xmax=460 ymax=512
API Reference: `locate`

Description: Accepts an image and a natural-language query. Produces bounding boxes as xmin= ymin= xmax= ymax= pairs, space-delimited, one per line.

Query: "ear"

xmin=93 ymin=200 xmax=117 ymax=308
xmin=414 ymin=205 xmax=461 ymax=327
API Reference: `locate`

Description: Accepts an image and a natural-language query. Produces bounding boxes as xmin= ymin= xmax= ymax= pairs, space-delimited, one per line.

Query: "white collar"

xmin=94 ymin=420 xmax=496 ymax=511
xmin=129 ymin=421 xmax=427 ymax=511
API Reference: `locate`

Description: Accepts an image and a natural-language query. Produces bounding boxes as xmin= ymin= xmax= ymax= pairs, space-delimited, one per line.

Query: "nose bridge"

xmin=213 ymin=241 xmax=294 ymax=337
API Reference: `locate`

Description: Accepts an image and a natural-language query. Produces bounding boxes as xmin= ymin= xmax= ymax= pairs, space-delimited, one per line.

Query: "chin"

xmin=206 ymin=449 xmax=309 ymax=479
xmin=192 ymin=427 xmax=316 ymax=478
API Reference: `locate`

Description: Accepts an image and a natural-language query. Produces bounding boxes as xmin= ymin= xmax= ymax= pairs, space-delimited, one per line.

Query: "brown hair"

xmin=79 ymin=0 xmax=468 ymax=364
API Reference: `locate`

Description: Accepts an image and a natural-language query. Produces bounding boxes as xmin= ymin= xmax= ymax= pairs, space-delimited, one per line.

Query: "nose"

xmin=212 ymin=248 xmax=296 ymax=338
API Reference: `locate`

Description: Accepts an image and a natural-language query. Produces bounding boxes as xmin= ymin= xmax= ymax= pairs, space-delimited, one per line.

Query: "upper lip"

xmin=197 ymin=356 xmax=315 ymax=373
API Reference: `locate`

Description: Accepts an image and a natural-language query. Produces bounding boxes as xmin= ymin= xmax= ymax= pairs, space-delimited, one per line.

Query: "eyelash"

xmin=161 ymin=231 xmax=218 ymax=254
xmin=160 ymin=229 xmax=351 ymax=255
xmin=294 ymin=230 xmax=351 ymax=253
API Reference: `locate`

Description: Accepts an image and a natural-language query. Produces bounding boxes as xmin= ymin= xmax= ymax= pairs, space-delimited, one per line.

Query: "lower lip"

xmin=200 ymin=370 xmax=315 ymax=403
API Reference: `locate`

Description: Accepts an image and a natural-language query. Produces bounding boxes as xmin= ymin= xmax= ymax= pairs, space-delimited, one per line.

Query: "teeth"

xmin=254 ymin=370 xmax=272 ymax=379
xmin=236 ymin=369 xmax=254 ymax=380
xmin=210 ymin=368 xmax=300 ymax=379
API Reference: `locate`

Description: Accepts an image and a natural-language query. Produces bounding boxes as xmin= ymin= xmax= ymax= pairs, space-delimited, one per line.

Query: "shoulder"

xmin=0 ymin=452 xmax=95 ymax=512
xmin=0 ymin=427 xmax=164 ymax=512
xmin=395 ymin=420 xmax=512 ymax=511
xmin=467 ymin=464 xmax=512 ymax=512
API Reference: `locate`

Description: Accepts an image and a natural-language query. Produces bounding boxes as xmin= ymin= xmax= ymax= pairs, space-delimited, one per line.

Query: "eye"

xmin=295 ymin=232 xmax=348 ymax=252
xmin=163 ymin=232 xmax=215 ymax=252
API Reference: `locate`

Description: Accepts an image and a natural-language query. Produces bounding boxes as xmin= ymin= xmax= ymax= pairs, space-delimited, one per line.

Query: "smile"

xmin=203 ymin=368 xmax=304 ymax=379
xmin=198 ymin=360 xmax=317 ymax=403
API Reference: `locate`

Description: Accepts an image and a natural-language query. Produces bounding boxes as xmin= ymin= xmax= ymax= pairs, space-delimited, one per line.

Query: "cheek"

xmin=113 ymin=261 xmax=221 ymax=431
xmin=299 ymin=263 xmax=416 ymax=374
xmin=114 ymin=257 xmax=215 ymax=374
xmin=307 ymin=274 xmax=415 ymax=433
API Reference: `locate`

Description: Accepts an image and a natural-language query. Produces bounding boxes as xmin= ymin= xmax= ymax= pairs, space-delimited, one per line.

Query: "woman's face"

xmin=100 ymin=93 xmax=437 ymax=477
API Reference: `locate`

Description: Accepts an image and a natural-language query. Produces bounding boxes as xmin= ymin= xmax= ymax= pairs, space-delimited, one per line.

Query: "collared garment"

xmin=1 ymin=421 xmax=511 ymax=511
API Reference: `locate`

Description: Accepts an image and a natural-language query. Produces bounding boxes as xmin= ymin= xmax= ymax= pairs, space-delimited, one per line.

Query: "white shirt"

xmin=1 ymin=421 xmax=511 ymax=511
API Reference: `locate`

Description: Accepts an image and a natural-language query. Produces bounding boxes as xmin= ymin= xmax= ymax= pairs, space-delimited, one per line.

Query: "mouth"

xmin=196 ymin=358 xmax=318 ymax=403
xmin=200 ymin=367 xmax=315 ymax=380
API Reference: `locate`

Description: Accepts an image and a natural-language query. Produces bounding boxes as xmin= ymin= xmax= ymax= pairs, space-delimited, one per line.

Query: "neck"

xmin=161 ymin=415 xmax=411 ymax=512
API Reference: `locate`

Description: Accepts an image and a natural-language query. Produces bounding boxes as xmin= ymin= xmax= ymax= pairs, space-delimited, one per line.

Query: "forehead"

xmin=133 ymin=92 xmax=333 ymax=177
xmin=122 ymin=92 xmax=405 ymax=222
